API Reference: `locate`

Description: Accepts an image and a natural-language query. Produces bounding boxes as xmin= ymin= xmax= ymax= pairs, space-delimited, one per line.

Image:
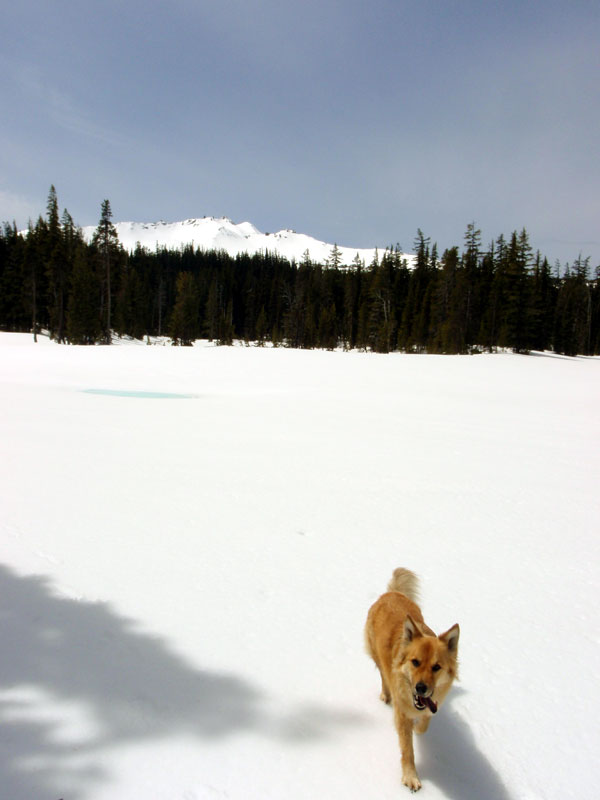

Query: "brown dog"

xmin=365 ymin=568 xmax=460 ymax=792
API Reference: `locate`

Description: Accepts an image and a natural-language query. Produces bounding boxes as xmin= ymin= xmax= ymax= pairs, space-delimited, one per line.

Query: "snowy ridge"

xmin=80 ymin=216 xmax=407 ymax=267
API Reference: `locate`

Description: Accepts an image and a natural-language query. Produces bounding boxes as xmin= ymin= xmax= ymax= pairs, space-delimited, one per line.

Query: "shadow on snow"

xmin=417 ymin=689 xmax=512 ymax=800
xmin=0 ymin=565 xmax=364 ymax=800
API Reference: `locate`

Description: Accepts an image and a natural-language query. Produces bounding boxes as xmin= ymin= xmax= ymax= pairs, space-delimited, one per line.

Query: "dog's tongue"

xmin=420 ymin=696 xmax=437 ymax=714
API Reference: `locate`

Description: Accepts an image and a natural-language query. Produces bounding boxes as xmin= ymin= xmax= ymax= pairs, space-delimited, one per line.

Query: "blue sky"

xmin=1 ymin=0 xmax=598 ymax=266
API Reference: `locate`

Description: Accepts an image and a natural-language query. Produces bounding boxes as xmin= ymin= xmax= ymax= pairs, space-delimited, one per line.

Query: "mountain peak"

xmin=81 ymin=217 xmax=399 ymax=267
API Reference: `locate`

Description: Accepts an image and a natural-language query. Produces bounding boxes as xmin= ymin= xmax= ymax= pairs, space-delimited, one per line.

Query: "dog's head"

xmin=397 ymin=615 xmax=460 ymax=714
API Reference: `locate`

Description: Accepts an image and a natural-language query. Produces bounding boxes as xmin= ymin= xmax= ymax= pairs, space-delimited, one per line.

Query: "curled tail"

xmin=387 ymin=567 xmax=419 ymax=602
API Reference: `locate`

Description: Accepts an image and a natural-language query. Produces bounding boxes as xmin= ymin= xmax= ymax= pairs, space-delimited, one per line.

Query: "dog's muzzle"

xmin=413 ymin=693 xmax=437 ymax=713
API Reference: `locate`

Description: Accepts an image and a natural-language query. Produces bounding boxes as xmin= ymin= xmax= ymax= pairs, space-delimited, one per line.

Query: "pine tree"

xmin=204 ymin=276 xmax=220 ymax=342
xmin=255 ymin=305 xmax=268 ymax=345
xmin=92 ymin=199 xmax=121 ymax=343
xmin=318 ymin=302 xmax=337 ymax=349
xmin=554 ymin=256 xmax=592 ymax=355
xmin=461 ymin=222 xmax=481 ymax=346
xmin=478 ymin=234 xmax=508 ymax=351
xmin=327 ymin=244 xmax=342 ymax=270
xmin=591 ymin=265 xmax=600 ymax=354
xmin=44 ymin=186 xmax=69 ymax=342
xmin=283 ymin=261 xmax=311 ymax=348
xmin=115 ymin=263 xmax=145 ymax=340
xmin=528 ymin=253 xmax=556 ymax=351
xmin=499 ymin=229 xmax=533 ymax=352
xmin=369 ymin=252 xmax=397 ymax=352
xmin=474 ymin=243 xmax=496 ymax=351
xmin=170 ymin=271 xmax=199 ymax=345
xmin=399 ymin=230 xmax=432 ymax=350
xmin=24 ymin=221 xmax=41 ymax=339
xmin=66 ymin=245 xmax=101 ymax=344
xmin=220 ymin=298 xmax=235 ymax=345
xmin=342 ymin=258 xmax=362 ymax=349
xmin=0 ymin=222 xmax=29 ymax=333
xmin=431 ymin=247 xmax=462 ymax=352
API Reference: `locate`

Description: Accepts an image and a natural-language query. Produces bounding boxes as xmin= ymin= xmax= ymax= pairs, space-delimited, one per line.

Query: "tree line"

xmin=1 ymin=187 xmax=599 ymax=356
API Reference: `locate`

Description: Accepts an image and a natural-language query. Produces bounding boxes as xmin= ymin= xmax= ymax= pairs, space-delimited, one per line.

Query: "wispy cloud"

xmin=17 ymin=66 xmax=129 ymax=149
xmin=0 ymin=189 xmax=39 ymax=226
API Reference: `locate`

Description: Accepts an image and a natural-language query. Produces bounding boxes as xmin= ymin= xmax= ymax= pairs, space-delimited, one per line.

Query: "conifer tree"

xmin=461 ymin=222 xmax=481 ymax=345
xmin=0 ymin=222 xmax=29 ymax=334
xmin=554 ymin=256 xmax=592 ymax=355
xmin=24 ymin=221 xmax=42 ymax=339
xmin=44 ymin=186 xmax=69 ymax=342
xmin=92 ymin=199 xmax=121 ymax=343
xmin=220 ymin=298 xmax=235 ymax=346
xmin=66 ymin=245 xmax=101 ymax=344
xmin=368 ymin=252 xmax=397 ymax=352
xmin=431 ymin=247 xmax=461 ymax=352
xmin=590 ymin=265 xmax=600 ymax=355
xmin=499 ymin=229 xmax=533 ymax=352
xmin=341 ymin=258 xmax=362 ymax=349
xmin=528 ymin=253 xmax=555 ymax=351
xmin=115 ymin=263 xmax=146 ymax=339
xmin=170 ymin=271 xmax=199 ymax=345
xmin=255 ymin=305 xmax=268 ymax=345
xmin=399 ymin=230 xmax=431 ymax=350
xmin=327 ymin=243 xmax=342 ymax=270
xmin=204 ymin=276 xmax=220 ymax=342
xmin=318 ymin=301 xmax=337 ymax=349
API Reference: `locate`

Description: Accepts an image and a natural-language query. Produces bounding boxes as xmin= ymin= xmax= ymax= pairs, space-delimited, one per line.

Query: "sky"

xmin=1 ymin=0 xmax=599 ymax=267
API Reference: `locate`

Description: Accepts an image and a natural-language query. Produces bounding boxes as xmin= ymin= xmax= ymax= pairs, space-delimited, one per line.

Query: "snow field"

xmin=1 ymin=334 xmax=599 ymax=799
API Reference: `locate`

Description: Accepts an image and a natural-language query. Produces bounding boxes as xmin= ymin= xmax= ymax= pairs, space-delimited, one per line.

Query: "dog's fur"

xmin=365 ymin=568 xmax=460 ymax=792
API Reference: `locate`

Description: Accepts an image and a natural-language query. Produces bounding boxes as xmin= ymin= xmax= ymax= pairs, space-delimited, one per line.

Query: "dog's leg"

xmin=394 ymin=707 xmax=421 ymax=792
xmin=369 ymin=651 xmax=391 ymax=704
xmin=414 ymin=715 xmax=430 ymax=735
xmin=378 ymin=669 xmax=391 ymax=704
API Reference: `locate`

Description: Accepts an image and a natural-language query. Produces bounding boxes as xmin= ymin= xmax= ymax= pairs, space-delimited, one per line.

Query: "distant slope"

xmin=80 ymin=216 xmax=408 ymax=267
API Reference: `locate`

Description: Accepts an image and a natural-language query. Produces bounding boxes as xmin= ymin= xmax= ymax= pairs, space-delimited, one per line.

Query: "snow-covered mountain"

xmin=81 ymin=216 xmax=401 ymax=267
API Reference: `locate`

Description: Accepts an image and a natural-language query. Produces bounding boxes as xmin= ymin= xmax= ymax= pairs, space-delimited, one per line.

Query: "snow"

xmin=1 ymin=333 xmax=599 ymax=800
xmin=79 ymin=216 xmax=402 ymax=266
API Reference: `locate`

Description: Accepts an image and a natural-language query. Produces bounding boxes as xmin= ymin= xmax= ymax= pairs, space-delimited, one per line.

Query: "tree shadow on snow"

xmin=416 ymin=690 xmax=512 ymax=800
xmin=0 ymin=565 xmax=364 ymax=800
xmin=526 ymin=350 xmax=583 ymax=362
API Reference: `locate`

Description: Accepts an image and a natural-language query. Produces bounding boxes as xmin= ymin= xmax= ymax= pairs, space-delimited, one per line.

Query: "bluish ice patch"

xmin=83 ymin=389 xmax=197 ymax=399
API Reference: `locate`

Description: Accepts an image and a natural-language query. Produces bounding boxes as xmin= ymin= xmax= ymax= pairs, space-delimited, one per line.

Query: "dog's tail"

xmin=387 ymin=567 xmax=419 ymax=602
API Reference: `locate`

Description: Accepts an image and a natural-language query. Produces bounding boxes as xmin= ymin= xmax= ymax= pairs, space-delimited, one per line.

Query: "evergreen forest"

xmin=1 ymin=187 xmax=599 ymax=356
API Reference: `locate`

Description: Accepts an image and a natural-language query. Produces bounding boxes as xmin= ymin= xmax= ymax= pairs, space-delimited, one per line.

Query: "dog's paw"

xmin=379 ymin=691 xmax=391 ymax=704
xmin=402 ymin=772 xmax=422 ymax=792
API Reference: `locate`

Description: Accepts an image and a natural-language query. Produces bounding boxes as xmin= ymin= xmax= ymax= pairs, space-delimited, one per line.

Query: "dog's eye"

xmin=411 ymin=659 xmax=420 ymax=667
xmin=432 ymin=663 xmax=441 ymax=672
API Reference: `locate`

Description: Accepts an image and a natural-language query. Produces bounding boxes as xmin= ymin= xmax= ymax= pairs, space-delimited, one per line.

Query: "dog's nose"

xmin=415 ymin=682 xmax=428 ymax=695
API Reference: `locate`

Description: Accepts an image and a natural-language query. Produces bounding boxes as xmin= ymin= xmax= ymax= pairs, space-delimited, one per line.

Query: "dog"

xmin=365 ymin=568 xmax=460 ymax=792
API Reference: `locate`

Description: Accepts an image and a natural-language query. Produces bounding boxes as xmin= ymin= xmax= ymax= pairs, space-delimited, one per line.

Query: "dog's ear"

xmin=439 ymin=623 xmax=460 ymax=653
xmin=404 ymin=614 xmax=423 ymax=643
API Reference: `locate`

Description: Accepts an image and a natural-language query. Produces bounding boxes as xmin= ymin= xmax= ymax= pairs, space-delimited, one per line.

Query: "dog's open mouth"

xmin=413 ymin=694 xmax=438 ymax=713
